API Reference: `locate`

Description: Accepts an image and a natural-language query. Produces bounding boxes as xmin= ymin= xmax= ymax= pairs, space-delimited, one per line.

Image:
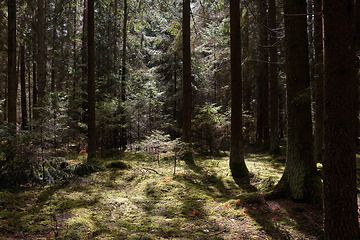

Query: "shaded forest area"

xmin=1 ymin=0 xmax=360 ymax=239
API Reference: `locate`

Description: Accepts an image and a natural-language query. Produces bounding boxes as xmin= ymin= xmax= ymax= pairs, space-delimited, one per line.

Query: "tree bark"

xmin=8 ymin=0 xmax=17 ymax=132
xmin=323 ymin=0 xmax=359 ymax=238
xmin=256 ymin=0 xmax=269 ymax=149
xmin=118 ymin=0 xmax=128 ymax=150
xmin=242 ymin=8 xmax=251 ymax=144
xmin=268 ymin=0 xmax=279 ymax=153
xmin=36 ymin=0 xmax=46 ymax=117
xmin=87 ymin=0 xmax=96 ymax=160
xmin=7 ymin=0 xmax=17 ymax=161
xmin=121 ymin=0 xmax=128 ymax=102
xmin=230 ymin=0 xmax=249 ymax=181
xmin=182 ymin=0 xmax=194 ymax=164
xmin=277 ymin=0 xmax=321 ymax=203
xmin=313 ymin=0 xmax=323 ymax=163
xmin=20 ymin=14 xmax=28 ymax=130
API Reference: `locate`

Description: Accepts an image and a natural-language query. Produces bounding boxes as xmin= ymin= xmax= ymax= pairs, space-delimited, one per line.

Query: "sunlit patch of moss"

xmin=0 ymin=152 xmax=322 ymax=239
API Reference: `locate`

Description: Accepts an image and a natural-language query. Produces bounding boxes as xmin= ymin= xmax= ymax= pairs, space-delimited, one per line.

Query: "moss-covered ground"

xmin=0 ymin=152 xmax=324 ymax=239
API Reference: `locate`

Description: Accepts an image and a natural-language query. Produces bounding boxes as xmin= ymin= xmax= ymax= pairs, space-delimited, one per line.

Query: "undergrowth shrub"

xmin=193 ymin=103 xmax=230 ymax=155
xmin=137 ymin=130 xmax=194 ymax=173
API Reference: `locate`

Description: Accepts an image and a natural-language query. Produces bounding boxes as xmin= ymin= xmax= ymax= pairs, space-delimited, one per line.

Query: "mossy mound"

xmin=106 ymin=160 xmax=131 ymax=170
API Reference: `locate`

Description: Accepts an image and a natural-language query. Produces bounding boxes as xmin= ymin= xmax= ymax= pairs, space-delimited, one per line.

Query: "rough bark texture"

xmin=37 ymin=0 xmax=46 ymax=115
xmin=230 ymin=0 xmax=249 ymax=180
xmin=256 ymin=0 xmax=269 ymax=149
xmin=268 ymin=0 xmax=279 ymax=154
xmin=279 ymin=0 xmax=321 ymax=202
xmin=313 ymin=0 xmax=323 ymax=163
xmin=323 ymin=0 xmax=359 ymax=238
xmin=242 ymin=10 xmax=251 ymax=144
xmin=20 ymin=23 xmax=28 ymax=130
xmin=87 ymin=0 xmax=96 ymax=160
xmin=182 ymin=0 xmax=194 ymax=164
xmin=121 ymin=0 xmax=128 ymax=102
xmin=8 ymin=0 xmax=17 ymax=130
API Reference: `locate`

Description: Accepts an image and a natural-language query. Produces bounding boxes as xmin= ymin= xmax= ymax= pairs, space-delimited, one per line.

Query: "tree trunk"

xmin=118 ymin=0 xmax=128 ymax=150
xmin=87 ymin=0 xmax=96 ymax=160
xmin=268 ymin=0 xmax=279 ymax=153
xmin=230 ymin=0 xmax=249 ymax=181
xmin=256 ymin=0 xmax=269 ymax=149
xmin=242 ymin=9 xmax=251 ymax=144
xmin=323 ymin=0 xmax=359 ymax=238
xmin=313 ymin=0 xmax=323 ymax=163
xmin=8 ymin=0 xmax=17 ymax=133
xmin=277 ymin=0 xmax=321 ymax=203
xmin=20 ymin=15 xmax=28 ymax=130
xmin=121 ymin=0 xmax=128 ymax=102
xmin=182 ymin=0 xmax=194 ymax=164
xmin=36 ymin=0 xmax=46 ymax=118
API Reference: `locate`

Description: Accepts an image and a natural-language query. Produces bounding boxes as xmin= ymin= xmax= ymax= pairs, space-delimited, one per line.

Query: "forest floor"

xmin=0 ymin=151 xmax=326 ymax=239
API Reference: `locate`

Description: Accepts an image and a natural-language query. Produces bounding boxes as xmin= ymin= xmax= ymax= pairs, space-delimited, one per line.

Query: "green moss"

xmin=106 ymin=160 xmax=131 ymax=169
xmin=0 ymin=152 xmax=323 ymax=239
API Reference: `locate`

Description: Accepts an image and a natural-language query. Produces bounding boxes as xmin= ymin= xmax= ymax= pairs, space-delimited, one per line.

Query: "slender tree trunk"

xmin=276 ymin=0 xmax=321 ymax=203
xmin=28 ymin=61 xmax=32 ymax=129
xmin=230 ymin=0 xmax=249 ymax=181
xmin=8 ymin=0 xmax=17 ymax=134
xmin=32 ymin=62 xmax=37 ymax=121
xmin=323 ymin=0 xmax=359 ymax=238
xmin=118 ymin=0 xmax=128 ymax=150
xmin=313 ymin=0 xmax=323 ymax=163
xmin=20 ymin=15 xmax=28 ymax=130
xmin=114 ymin=0 xmax=118 ymax=72
xmin=262 ymin=6 xmax=270 ymax=150
xmin=121 ymin=0 xmax=128 ymax=102
xmin=87 ymin=0 xmax=96 ymax=160
xmin=256 ymin=0 xmax=269 ymax=149
xmin=268 ymin=0 xmax=279 ymax=153
xmin=36 ymin=0 xmax=46 ymax=117
xmin=173 ymin=54 xmax=177 ymax=122
xmin=242 ymin=9 xmax=251 ymax=144
xmin=182 ymin=0 xmax=194 ymax=164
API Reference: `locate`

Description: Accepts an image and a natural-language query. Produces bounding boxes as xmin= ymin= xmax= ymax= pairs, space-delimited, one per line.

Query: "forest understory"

xmin=0 ymin=151 xmax=329 ymax=240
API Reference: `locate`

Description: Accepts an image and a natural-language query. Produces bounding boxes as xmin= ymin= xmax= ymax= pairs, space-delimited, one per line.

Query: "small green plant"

xmin=138 ymin=130 xmax=193 ymax=174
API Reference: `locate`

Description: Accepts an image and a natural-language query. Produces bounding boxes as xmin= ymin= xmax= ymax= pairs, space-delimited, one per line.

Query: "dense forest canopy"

xmin=1 ymin=0 xmax=359 ymax=238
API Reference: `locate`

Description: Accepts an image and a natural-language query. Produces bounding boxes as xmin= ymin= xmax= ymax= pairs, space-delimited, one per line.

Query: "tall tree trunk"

xmin=87 ymin=0 xmax=96 ymax=160
xmin=114 ymin=0 xmax=118 ymax=72
xmin=8 ymin=0 xmax=17 ymax=138
xmin=323 ymin=0 xmax=359 ymax=238
xmin=313 ymin=0 xmax=323 ymax=163
xmin=118 ymin=0 xmax=128 ymax=150
xmin=32 ymin=62 xmax=37 ymax=122
xmin=230 ymin=0 xmax=249 ymax=181
xmin=276 ymin=0 xmax=321 ymax=203
xmin=182 ymin=0 xmax=194 ymax=164
xmin=36 ymin=0 xmax=46 ymax=118
xmin=121 ymin=0 xmax=128 ymax=102
xmin=20 ymin=14 xmax=28 ymax=130
xmin=268 ymin=0 xmax=279 ymax=153
xmin=242 ymin=9 xmax=251 ymax=144
xmin=256 ymin=0 xmax=269 ymax=149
